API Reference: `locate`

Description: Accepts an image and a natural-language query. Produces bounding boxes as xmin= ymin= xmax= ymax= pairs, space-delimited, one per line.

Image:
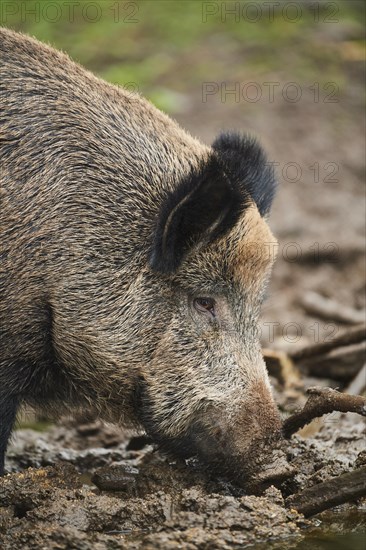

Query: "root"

xmin=286 ymin=465 xmax=366 ymax=517
xmin=283 ymin=387 xmax=366 ymax=438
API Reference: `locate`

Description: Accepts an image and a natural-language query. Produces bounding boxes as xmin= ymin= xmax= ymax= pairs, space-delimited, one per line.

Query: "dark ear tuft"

xmin=150 ymin=155 xmax=249 ymax=274
xmin=212 ymin=131 xmax=276 ymax=216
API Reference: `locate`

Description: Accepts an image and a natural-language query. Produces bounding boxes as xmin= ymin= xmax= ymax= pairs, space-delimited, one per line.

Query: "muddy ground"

xmin=1 ymin=405 xmax=365 ymax=549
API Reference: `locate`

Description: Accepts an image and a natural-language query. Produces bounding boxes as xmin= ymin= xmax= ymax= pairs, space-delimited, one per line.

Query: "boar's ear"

xmin=212 ymin=131 xmax=276 ymax=217
xmin=150 ymin=155 xmax=248 ymax=274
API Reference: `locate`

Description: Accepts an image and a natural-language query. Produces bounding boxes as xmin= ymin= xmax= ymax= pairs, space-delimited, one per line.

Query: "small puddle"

xmin=251 ymin=510 xmax=366 ymax=550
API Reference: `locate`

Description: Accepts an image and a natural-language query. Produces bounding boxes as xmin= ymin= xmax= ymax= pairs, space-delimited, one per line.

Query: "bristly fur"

xmin=0 ymin=28 xmax=286 ymax=483
xmin=149 ymin=154 xmax=251 ymax=274
xmin=212 ymin=132 xmax=276 ymax=217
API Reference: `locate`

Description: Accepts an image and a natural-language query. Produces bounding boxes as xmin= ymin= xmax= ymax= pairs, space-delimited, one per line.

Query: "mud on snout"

xmin=139 ymin=380 xmax=295 ymax=493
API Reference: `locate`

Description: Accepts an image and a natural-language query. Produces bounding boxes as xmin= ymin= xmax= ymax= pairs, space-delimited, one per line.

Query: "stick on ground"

xmin=300 ymin=291 xmax=365 ymax=325
xmin=286 ymin=466 xmax=366 ymax=517
xmin=290 ymin=323 xmax=366 ymax=362
xmin=283 ymin=387 xmax=366 ymax=438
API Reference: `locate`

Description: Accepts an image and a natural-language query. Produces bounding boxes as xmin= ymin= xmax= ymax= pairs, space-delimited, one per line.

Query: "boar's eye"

xmin=193 ymin=297 xmax=216 ymax=318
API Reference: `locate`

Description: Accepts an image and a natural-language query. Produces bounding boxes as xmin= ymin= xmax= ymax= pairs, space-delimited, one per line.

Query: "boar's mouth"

xmin=152 ymin=423 xmax=295 ymax=492
xmin=140 ymin=419 xmax=234 ymax=475
xmin=139 ymin=413 xmax=293 ymax=489
xmin=134 ymin=380 xmax=295 ymax=490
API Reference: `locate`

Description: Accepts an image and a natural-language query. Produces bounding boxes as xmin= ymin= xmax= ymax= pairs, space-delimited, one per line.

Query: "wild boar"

xmin=0 ymin=28 xmax=292 ymax=486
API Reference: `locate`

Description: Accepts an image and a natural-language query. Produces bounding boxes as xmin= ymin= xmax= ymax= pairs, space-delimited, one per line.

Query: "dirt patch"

xmin=1 ymin=406 xmax=365 ymax=549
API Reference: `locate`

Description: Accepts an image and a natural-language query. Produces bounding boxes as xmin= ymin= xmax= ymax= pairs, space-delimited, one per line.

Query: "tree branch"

xmin=283 ymin=387 xmax=366 ymax=438
xmin=299 ymin=291 xmax=365 ymax=325
xmin=286 ymin=466 xmax=366 ymax=517
xmin=290 ymin=324 xmax=366 ymax=362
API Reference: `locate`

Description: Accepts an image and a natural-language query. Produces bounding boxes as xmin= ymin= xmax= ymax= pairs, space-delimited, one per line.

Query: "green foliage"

xmin=1 ymin=0 xmax=364 ymax=111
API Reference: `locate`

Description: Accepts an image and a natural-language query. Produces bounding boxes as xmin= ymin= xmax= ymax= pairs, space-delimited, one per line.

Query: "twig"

xmin=283 ymin=387 xmax=366 ymax=438
xmin=294 ymin=342 xmax=366 ymax=382
xmin=300 ymin=291 xmax=365 ymax=325
xmin=290 ymin=324 xmax=366 ymax=362
xmin=286 ymin=466 xmax=366 ymax=517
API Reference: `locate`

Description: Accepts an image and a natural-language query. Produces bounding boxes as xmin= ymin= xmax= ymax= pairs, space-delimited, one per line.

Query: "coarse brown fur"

xmin=0 ymin=28 xmax=289 ymax=483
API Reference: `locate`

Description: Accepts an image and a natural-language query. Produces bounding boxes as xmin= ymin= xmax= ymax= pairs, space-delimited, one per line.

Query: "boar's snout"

xmin=187 ymin=381 xmax=294 ymax=488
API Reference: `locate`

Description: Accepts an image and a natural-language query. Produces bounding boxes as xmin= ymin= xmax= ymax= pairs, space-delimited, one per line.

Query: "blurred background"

xmin=2 ymin=0 xmax=365 ymax=349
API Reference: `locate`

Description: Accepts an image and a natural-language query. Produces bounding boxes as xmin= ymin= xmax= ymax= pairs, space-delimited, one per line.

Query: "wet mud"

xmin=1 ymin=409 xmax=365 ymax=549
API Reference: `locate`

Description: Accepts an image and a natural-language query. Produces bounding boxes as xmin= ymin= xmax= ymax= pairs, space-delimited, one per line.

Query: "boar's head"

xmin=137 ymin=132 xmax=291 ymax=487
